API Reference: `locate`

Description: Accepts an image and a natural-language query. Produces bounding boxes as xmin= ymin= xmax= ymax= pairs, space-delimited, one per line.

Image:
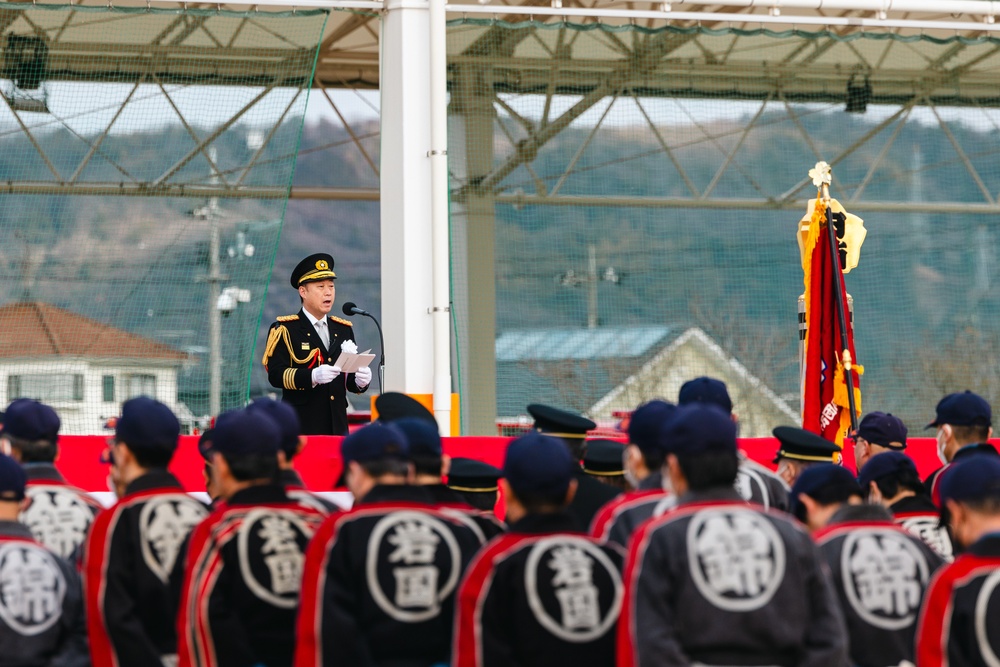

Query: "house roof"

xmin=0 ymin=301 xmax=187 ymax=362
xmin=496 ymin=326 xmax=671 ymax=362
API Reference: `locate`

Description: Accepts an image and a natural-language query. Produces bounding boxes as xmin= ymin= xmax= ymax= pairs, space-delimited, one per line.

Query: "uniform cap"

xmin=926 ymin=391 xmax=992 ymax=429
xmin=503 ymin=432 xmax=576 ymax=499
xmin=247 ymin=398 xmax=301 ymax=455
xmin=290 ymin=253 xmax=336 ymax=288
xmin=788 ymin=463 xmax=863 ymax=522
xmin=855 ymin=411 xmax=907 ymax=449
xmin=659 ymin=403 xmax=737 ymax=456
xmin=2 ymin=399 xmax=60 ymax=442
xmin=857 ymin=451 xmax=918 ymax=490
xmin=394 ymin=417 xmax=442 ymax=458
xmin=772 ymin=426 xmax=842 ymax=464
xmin=375 ymin=392 xmax=436 ymax=425
xmin=937 ymin=456 xmax=1000 ymax=505
xmin=211 ymin=408 xmax=281 ymax=457
xmin=115 ymin=397 xmax=180 ymax=454
xmin=583 ymin=439 xmax=626 ymax=476
xmin=678 ymin=376 xmax=733 ymax=414
xmin=0 ymin=455 xmax=25 ymax=502
xmin=627 ymin=400 xmax=677 ymax=453
xmin=447 ymin=458 xmax=502 ymax=493
xmin=340 ymin=422 xmax=409 ymax=465
xmin=197 ymin=428 xmax=214 ymax=462
xmin=527 ymin=404 xmax=595 ymax=440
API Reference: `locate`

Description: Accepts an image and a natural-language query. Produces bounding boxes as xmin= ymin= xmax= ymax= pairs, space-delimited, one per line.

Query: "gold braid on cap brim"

xmin=262 ymin=325 xmax=321 ymax=370
xmin=778 ymin=451 xmax=838 ymax=463
xmin=582 ymin=468 xmax=626 ymax=477
xmin=535 ymin=429 xmax=588 ymax=439
xmin=447 ymin=485 xmax=499 ymax=493
xmin=298 ymin=269 xmax=336 ymax=284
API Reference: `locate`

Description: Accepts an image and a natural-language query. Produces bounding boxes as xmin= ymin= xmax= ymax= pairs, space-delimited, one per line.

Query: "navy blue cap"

xmin=2 ymin=399 xmax=60 ymax=442
xmin=856 ymin=412 xmax=907 ymax=449
xmin=211 ymin=408 xmax=281 ymax=457
xmin=197 ymin=428 xmax=214 ymax=462
xmin=938 ymin=457 xmax=1000 ymax=505
xmin=340 ymin=422 xmax=409 ymax=465
xmin=678 ymin=377 xmax=733 ymax=414
xmin=247 ymin=398 xmax=301 ymax=455
xmin=447 ymin=458 xmax=502 ymax=493
xmin=375 ymin=393 xmax=436 ymax=425
xmin=858 ymin=451 xmax=918 ymax=490
xmin=115 ymin=397 xmax=180 ymax=453
xmin=527 ymin=404 xmax=595 ymax=440
xmin=0 ymin=456 xmax=25 ymax=502
xmin=628 ymin=400 xmax=677 ymax=453
xmin=290 ymin=253 xmax=335 ymax=288
xmin=394 ymin=417 xmax=442 ymax=458
xmin=503 ymin=432 xmax=576 ymax=499
xmin=927 ymin=391 xmax=992 ymax=429
xmin=658 ymin=403 xmax=737 ymax=456
xmin=772 ymin=426 xmax=842 ymax=464
xmin=789 ymin=463 xmax=863 ymax=521
xmin=583 ymin=439 xmax=625 ymax=476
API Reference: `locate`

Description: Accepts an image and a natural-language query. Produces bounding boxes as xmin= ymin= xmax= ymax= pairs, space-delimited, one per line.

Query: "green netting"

xmin=447 ymin=19 xmax=1000 ymax=435
xmin=0 ymin=3 xmax=327 ymax=433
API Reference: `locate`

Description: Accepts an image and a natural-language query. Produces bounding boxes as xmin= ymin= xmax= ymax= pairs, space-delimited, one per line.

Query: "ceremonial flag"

xmin=799 ymin=193 xmax=865 ymax=445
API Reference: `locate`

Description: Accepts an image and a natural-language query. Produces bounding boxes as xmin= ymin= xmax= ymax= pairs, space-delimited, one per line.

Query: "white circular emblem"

xmin=21 ymin=487 xmax=96 ymax=559
xmin=840 ymin=530 xmax=929 ymax=630
xmin=236 ymin=509 xmax=315 ymax=609
xmin=734 ymin=467 xmax=769 ymax=509
xmin=523 ymin=536 xmax=623 ymax=643
xmin=0 ymin=543 xmax=66 ymax=636
xmin=975 ymin=568 xmax=1000 ymax=667
xmin=139 ymin=496 xmax=208 ymax=582
xmin=897 ymin=516 xmax=954 ymax=561
xmin=365 ymin=511 xmax=461 ymax=623
xmin=687 ymin=509 xmax=786 ymax=612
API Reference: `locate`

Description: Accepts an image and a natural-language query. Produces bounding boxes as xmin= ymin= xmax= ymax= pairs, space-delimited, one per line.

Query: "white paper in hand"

xmin=334 ymin=345 xmax=375 ymax=373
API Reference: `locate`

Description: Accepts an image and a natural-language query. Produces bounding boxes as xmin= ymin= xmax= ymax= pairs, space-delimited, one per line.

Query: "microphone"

xmin=342 ymin=302 xmax=370 ymax=317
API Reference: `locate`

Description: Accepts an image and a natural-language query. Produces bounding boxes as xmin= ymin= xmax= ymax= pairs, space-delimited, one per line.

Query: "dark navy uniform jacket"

xmin=21 ymin=463 xmax=102 ymax=561
xmin=814 ymin=505 xmax=943 ymax=667
xmin=453 ymin=512 xmax=624 ymax=667
xmin=618 ymin=488 xmax=848 ymax=667
xmin=917 ymin=532 xmax=1000 ymax=667
xmin=82 ymin=470 xmax=208 ymax=667
xmin=294 ymin=485 xmax=483 ymax=667
xmin=0 ymin=521 xmax=89 ymax=667
xmin=890 ymin=494 xmax=955 ymax=561
xmin=262 ymin=309 xmax=368 ymax=435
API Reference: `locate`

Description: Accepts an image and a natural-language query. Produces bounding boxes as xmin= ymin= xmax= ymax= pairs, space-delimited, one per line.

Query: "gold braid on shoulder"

xmin=262 ymin=325 xmax=321 ymax=368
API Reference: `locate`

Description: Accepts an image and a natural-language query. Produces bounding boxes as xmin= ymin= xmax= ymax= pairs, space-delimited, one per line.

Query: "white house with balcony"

xmin=0 ymin=301 xmax=192 ymax=434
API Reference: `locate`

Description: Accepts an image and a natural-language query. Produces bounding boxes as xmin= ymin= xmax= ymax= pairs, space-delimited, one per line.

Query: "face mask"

xmin=936 ymin=428 xmax=949 ymax=465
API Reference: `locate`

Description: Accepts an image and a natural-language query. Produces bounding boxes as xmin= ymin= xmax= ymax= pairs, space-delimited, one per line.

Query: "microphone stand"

xmin=360 ymin=311 xmax=385 ymax=395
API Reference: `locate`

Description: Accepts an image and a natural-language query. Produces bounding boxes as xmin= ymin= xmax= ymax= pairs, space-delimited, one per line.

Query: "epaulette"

xmin=276 ymin=314 xmax=299 ymax=322
xmin=329 ymin=315 xmax=353 ymax=327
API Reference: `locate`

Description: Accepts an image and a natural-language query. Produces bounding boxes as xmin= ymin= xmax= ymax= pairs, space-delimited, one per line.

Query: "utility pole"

xmin=556 ymin=243 xmax=620 ymax=329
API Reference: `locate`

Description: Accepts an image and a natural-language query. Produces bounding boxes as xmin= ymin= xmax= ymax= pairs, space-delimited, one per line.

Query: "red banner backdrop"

xmin=53 ymin=435 xmax=999 ymax=493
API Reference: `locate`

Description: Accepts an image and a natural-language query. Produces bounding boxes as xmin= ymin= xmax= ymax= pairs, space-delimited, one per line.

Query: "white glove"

xmin=311 ymin=365 xmax=341 ymax=385
xmin=355 ymin=365 xmax=372 ymax=389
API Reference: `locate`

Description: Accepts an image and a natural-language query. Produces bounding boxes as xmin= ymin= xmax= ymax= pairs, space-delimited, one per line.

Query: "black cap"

xmin=290 ymin=253 xmax=336 ymax=288
xmin=627 ymin=400 xmax=677 ymax=453
xmin=394 ymin=417 xmax=442 ymax=458
xmin=926 ymin=391 xmax=992 ymax=429
xmin=340 ymin=422 xmax=409 ymax=465
xmin=447 ymin=458 xmax=502 ymax=493
xmin=527 ymin=404 xmax=595 ymax=440
xmin=678 ymin=376 xmax=733 ymax=414
xmin=247 ymin=398 xmax=301 ymax=455
xmin=503 ymin=432 xmax=575 ymax=499
xmin=3 ymin=399 xmax=60 ymax=442
xmin=212 ymin=409 xmax=281 ymax=457
xmin=197 ymin=428 xmax=214 ymax=462
xmin=583 ymin=439 xmax=626 ymax=476
xmin=857 ymin=451 xmax=918 ymax=490
xmin=855 ymin=412 xmax=907 ymax=449
xmin=938 ymin=457 xmax=1000 ymax=505
xmin=772 ymin=426 xmax=842 ymax=464
xmin=789 ymin=463 xmax=863 ymax=521
xmin=115 ymin=397 xmax=180 ymax=454
xmin=659 ymin=403 xmax=737 ymax=456
xmin=0 ymin=456 xmax=25 ymax=502
xmin=375 ymin=392 xmax=436 ymax=425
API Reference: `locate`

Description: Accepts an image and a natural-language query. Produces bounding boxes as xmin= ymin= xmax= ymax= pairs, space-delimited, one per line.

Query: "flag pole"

xmin=820 ymin=181 xmax=860 ymax=434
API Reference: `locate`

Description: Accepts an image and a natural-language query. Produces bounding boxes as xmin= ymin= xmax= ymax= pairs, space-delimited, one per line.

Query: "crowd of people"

xmin=0 ymin=379 xmax=997 ymax=667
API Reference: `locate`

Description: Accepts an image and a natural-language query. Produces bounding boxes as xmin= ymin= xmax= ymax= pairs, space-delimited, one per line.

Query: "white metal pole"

xmin=429 ymin=0 xmax=452 ymax=435
xmin=208 ymin=217 xmax=222 ymax=417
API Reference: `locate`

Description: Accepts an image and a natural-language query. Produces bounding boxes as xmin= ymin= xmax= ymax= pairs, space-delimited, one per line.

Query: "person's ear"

xmin=440 ymin=454 xmax=451 ymax=479
xmin=564 ymin=479 xmax=579 ymax=505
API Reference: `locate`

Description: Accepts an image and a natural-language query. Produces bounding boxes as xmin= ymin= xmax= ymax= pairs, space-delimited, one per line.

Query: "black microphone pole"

xmin=343 ymin=302 xmax=384 ymax=394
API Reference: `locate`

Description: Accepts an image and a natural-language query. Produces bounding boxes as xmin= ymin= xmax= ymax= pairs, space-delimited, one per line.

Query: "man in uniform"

xmin=83 ymin=396 xmax=209 ymax=667
xmin=583 ymin=439 xmax=630 ymax=491
xmin=923 ymin=390 xmax=998 ymax=498
xmin=797 ymin=465 xmax=943 ymax=667
xmin=916 ymin=456 xmax=1000 ymax=667
xmin=447 ymin=458 xmax=503 ymax=513
xmin=851 ymin=411 xmax=907 ymax=471
xmin=295 ymin=423 xmax=483 ymax=667
xmin=858 ymin=451 xmax=954 ymax=560
xmin=262 ymin=253 xmax=373 ymax=435
xmin=1 ymin=399 xmax=102 ymax=560
xmin=772 ymin=425 xmax=843 ymax=487
xmin=618 ymin=404 xmax=848 ymax=667
xmin=527 ymin=404 xmax=620 ymax=530
xmin=177 ymin=408 xmax=326 ymax=667
xmin=453 ymin=433 xmax=624 ymax=667
xmin=0 ymin=454 xmax=89 ymax=666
